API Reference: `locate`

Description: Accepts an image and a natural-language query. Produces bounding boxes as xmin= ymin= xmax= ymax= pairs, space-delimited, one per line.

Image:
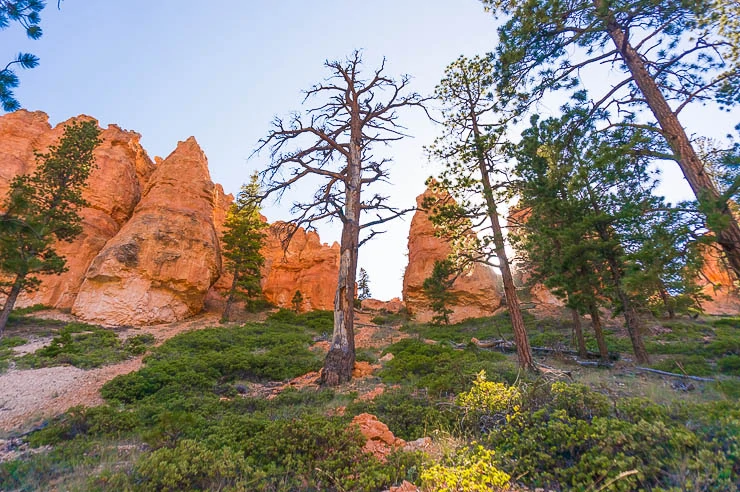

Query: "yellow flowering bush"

xmin=421 ymin=444 xmax=510 ymax=491
xmin=455 ymin=370 xmax=521 ymax=418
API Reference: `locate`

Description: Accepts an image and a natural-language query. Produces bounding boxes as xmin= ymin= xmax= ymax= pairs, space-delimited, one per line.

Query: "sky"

xmin=2 ymin=1 xmax=734 ymax=300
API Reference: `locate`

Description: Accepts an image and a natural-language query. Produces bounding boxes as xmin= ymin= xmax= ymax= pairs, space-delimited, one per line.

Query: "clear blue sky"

xmin=3 ymin=1 xmax=731 ymax=299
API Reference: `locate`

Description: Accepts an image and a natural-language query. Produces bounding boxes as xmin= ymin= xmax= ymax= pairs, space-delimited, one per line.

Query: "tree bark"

xmin=605 ymin=254 xmax=650 ymax=364
xmin=570 ymin=308 xmax=588 ymax=358
xmin=597 ymin=0 xmax=740 ymax=281
xmin=222 ymin=270 xmax=240 ymax=322
xmin=468 ymin=98 xmax=536 ymax=372
xmin=321 ymin=99 xmax=362 ymax=386
xmin=0 ymin=275 xmax=24 ymax=339
xmin=588 ymin=302 xmax=610 ymax=361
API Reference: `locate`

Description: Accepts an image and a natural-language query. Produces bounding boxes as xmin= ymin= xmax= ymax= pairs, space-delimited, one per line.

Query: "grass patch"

xmin=16 ymin=323 xmax=155 ymax=370
xmin=0 ymin=335 xmax=27 ymax=372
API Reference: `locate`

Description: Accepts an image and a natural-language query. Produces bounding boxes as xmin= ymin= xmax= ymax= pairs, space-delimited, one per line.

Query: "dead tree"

xmin=256 ymin=51 xmax=428 ymax=386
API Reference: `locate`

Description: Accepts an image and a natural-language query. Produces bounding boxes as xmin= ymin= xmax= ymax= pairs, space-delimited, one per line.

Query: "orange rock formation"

xmin=0 ymin=111 xmax=341 ymax=325
xmin=72 ymin=137 xmax=221 ymax=325
xmin=402 ymin=185 xmax=503 ymax=323
xmin=260 ymin=224 xmax=340 ymax=311
xmin=350 ymin=413 xmax=406 ymax=461
xmin=698 ymin=244 xmax=740 ymax=315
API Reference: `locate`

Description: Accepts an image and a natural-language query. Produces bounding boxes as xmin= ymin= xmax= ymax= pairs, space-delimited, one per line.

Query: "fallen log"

xmin=575 ymin=360 xmax=613 ymax=368
xmin=634 ymin=366 xmax=715 ymax=382
xmin=471 ymin=338 xmax=617 ymax=361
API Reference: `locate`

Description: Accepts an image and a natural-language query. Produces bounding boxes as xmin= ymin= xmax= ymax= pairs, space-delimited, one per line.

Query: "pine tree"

xmin=0 ymin=1 xmax=46 ymax=111
xmin=221 ymin=173 xmax=266 ymax=321
xmin=511 ymin=110 xmax=669 ymax=363
xmin=422 ymin=259 xmax=456 ymax=325
xmin=427 ymin=55 xmax=535 ymax=370
xmin=0 ymin=119 xmax=101 ymax=336
xmin=482 ymin=0 xmax=740 ymax=280
xmin=357 ymin=268 xmax=371 ymax=301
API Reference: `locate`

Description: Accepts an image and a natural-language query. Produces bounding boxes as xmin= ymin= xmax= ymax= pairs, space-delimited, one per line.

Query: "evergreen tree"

xmin=427 ymin=55 xmax=535 ymax=370
xmin=0 ymin=0 xmax=46 ymax=111
xmin=0 ymin=119 xmax=101 ymax=336
xmin=357 ymin=268 xmax=371 ymax=301
xmin=221 ymin=173 xmax=266 ymax=321
xmin=291 ymin=290 xmax=304 ymax=313
xmin=422 ymin=259 xmax=456 ymax=325
xmin=511 ymin=110 xmax=676 ymax=363
xmin=482 ymin=0 xmax=740 ymax=280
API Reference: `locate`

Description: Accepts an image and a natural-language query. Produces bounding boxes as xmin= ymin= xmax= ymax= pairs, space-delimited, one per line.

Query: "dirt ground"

xmin=0 ymin=310 xmax=224 ymax=435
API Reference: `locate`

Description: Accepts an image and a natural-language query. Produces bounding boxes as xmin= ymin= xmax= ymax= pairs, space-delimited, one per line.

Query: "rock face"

xmin=698 ymin=244 xmax=740 ymax=315
xmin=1 ymin=112 xmax=156 ymax=309
xmin=402 ymin=186 xmax=503 ymax=323
xmin=261 ymin=224 xmax=340 ymax=311
xmin=72 ymin=138 xmax=221 ymax=325
xmin=0 ymin=110 xmax=51 ymax=199
xmin=0 ymin=110 xmax=344 ymax=325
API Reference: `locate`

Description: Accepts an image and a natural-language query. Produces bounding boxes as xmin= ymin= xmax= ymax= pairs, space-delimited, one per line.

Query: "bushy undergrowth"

xmin=379 ymin=338 xmax=518 ymax=396
xmin=4 ymin=313 xmax=740 ymax=491
xmin=455 ymin=378 xmax=740 ymax=491
xmin=5 ymin=318 xmax=421 ymax=491
xmin=16 ymin=323 xmax=155 ymax=370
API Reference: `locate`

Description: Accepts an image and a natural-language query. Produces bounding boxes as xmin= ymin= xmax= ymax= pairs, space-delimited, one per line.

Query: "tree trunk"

xmin=470 ymin=109 xmax=536 ymax=372
xmin=321 ymin=102 xmax=362 ymax=386
xmin=588 ymin=302 xmax=610 ymax=361
xmin=570 ymin=308 xmax=588 ymax=358
xmin=658 ymin=284 xmax=675 ymax=319
xmin=222 ymin=271 xmax=240 ymax=322
xmin=597 ymin=0 xmax=740 ymax=281
xmin=0 ymin=275 xmax=24 ymax=339
xmin=605 ymin=254 xmax=650 ymax=364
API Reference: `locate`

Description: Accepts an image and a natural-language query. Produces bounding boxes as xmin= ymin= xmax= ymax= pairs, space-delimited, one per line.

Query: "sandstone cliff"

xmin=402 ymin=185 xmax=503 ymax=323
xmin=0 ymin=111 xmax=341 ymax=325
xmin=72 ymin=137 xmax=221 ymax=325
xmin=2 ymin=112 xmax=157 ymax=309
xmin=698 ymin=244 xmax=740 ymax=315
xmin=260 ymin=224 xmax=340 ymax=312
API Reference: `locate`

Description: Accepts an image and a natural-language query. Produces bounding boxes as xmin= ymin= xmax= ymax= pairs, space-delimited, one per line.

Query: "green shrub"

xmin=484 ymin=383 xmax=740 ymax=491
xmin=347 ymin=388 xmax=458 ymax=440
xmin=16 ymin=323 xmax=154 ymax=369
xmin=118 ymin=439 xmax=251 ymax=491
xmin=379 ymin=339 xmax=517 ymax=396
xmin=102 ymin=322 xmax=321 ymax=405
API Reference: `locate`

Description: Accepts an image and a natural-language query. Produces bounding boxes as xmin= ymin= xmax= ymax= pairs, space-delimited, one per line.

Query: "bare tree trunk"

xmin=588 ymin=302 xmax=609 ymax=361
xmin=0 ymin=275 xmax=24 ymax=339
xmin=470 ymin=109 xmax=535 ymax=371
xmin=597 ymin=0 xmax=740 ymax=281
xmin=321 ymin=106 xmax=362 ymax=386
xmin=571 ymin=308 xmax=588 ymax=358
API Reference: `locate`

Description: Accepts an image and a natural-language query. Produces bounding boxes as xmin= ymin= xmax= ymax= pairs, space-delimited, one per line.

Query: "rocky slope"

xmin=402 ymin=185 xmax=503 ymax=323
